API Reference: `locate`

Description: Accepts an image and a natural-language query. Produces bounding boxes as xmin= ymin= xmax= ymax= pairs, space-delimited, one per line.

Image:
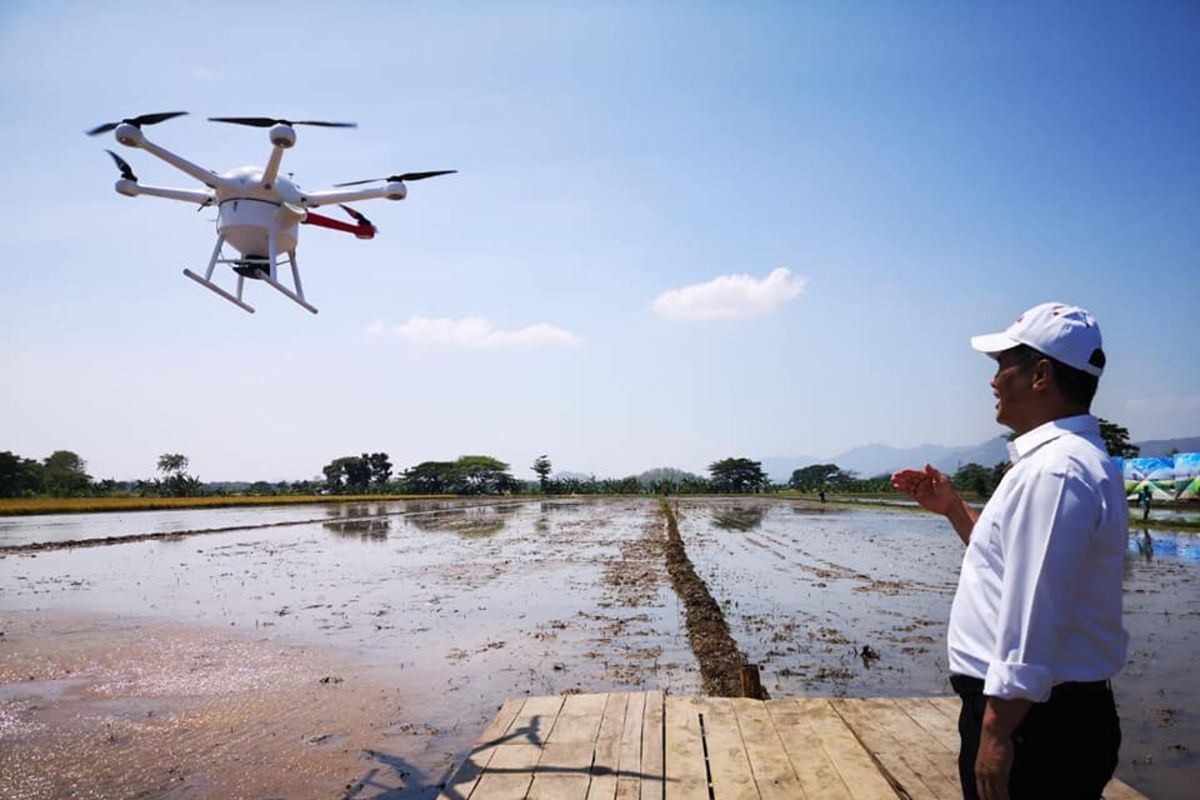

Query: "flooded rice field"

xmin=1 ymin=497 xmax=1196 ymax=798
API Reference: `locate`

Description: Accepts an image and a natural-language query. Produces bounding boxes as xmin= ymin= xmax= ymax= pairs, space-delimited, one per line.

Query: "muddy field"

xmin=1 ymin=497 xmax=1196 ymax=798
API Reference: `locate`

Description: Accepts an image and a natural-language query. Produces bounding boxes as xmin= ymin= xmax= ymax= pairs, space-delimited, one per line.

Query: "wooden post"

xmin=740 ymin=664 xmax=763 ymax=699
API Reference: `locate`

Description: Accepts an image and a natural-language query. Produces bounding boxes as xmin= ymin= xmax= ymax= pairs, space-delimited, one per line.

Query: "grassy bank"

xmin=0 ymin=494 xmax=455 ymax=517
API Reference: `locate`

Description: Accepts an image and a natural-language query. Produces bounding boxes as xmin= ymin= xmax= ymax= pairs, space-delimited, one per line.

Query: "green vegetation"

xmin=708 ymin=458 xmax=769 ymax=493
xmin=531 ymin=455 xmax=552 ymax=493
xmin=1098 ymin=418 xmax=1139 ymax=458
xmin=321 ymin=453 xmax=393 ymax=494
xmin=788 ymin=463 xmax=854 ymax=491
xmin=155 ymin=453 xmax=203 ymax=497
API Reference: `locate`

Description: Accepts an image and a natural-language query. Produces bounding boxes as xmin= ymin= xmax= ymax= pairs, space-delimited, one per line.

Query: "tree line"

xmin=0 ymin=418 xmax=1140 ymax=500
xmin=0 ymin=451 xmax=209 ymax=498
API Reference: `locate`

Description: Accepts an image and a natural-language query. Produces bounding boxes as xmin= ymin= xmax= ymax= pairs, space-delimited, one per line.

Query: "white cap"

xmin=970 ymin=302 xmax=1105 ymax=377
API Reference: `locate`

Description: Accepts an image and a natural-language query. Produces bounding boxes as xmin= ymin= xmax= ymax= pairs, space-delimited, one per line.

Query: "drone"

xmin=88 ymin=111 xmax=455 ymax=314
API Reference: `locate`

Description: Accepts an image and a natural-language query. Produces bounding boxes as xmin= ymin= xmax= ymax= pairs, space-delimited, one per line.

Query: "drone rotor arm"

xmin=300 ymin=183 xmax=406 ymax=209
xmin=117 ymin=182 xmax=216 ymax=205
xmin=262 ymin=144 xmax=287 ymax=190
xmin=131 ymin=134 xmax=229 ymax=191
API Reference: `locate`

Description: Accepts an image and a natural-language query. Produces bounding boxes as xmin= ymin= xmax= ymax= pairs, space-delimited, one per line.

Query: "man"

xmin=892 ymin=302 xmax=1128 ymax=800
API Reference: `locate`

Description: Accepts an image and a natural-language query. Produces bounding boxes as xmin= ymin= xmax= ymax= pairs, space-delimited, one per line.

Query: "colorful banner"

xmin=1119 ymin=453 xmax=1200 ymax=500
xmin=1175 ymin=453 xmax=1200 ymax=500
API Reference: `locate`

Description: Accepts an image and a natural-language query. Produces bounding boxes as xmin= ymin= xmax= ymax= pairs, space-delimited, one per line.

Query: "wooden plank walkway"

xmin=439 ymin=692 xmax=1148 ymax=800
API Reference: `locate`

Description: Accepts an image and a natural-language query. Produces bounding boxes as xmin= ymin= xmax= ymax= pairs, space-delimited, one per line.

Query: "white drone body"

xmin=94 ymin=114 xmax=453 ymax=314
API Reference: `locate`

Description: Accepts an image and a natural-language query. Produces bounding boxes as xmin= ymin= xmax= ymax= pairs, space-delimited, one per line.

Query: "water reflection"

xmin=405 ymin=505 xmax=515 ymax=539
xmin=404 ymin=499 xmax=467 ymax=515
xmin=1127 ymin=529 xmax=1200 ymax=563
xmin=322 ymin=518 xmax=392 ymax=540
xmin=322 ymin=504 xmax=393 ymax=541
xmin=540 ymin=500 xmax=585 ymax=513
xmin=710 ymin=505 xmax=766 ymax=532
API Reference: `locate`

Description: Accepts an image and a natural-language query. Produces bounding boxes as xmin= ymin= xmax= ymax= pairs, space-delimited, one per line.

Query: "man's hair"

xmin=1009 ymin=344 xmax=1100 ymax=408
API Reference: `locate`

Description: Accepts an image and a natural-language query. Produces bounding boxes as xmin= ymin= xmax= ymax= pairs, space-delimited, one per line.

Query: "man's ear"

xmin=1030 ymin=359 xmax=1053 ymax=392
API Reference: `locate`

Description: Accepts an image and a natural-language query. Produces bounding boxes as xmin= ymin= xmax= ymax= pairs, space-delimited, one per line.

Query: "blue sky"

xmin=1 ymin=1 xmax=1197 ymax=482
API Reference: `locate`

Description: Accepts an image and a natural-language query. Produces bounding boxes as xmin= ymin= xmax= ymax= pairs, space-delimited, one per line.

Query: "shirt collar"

xmin=1006 ymin=414 xmax=1100 ymax=463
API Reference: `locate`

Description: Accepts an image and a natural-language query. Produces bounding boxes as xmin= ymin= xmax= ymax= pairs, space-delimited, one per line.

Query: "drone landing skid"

xmin=182 ymin=234 xmax=318 ymax=315
xmin=183 ymin=269 xmax=255 ymax=313
xmin=255 ymin=268 xmax=318 ymax=314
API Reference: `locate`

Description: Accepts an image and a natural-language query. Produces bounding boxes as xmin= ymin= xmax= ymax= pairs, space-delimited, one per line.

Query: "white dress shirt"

xmin=948 ymin=414 xmax=1129 ymax=702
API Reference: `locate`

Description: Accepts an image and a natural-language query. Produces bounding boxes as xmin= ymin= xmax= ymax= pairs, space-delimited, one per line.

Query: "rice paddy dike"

xmin=1 ymin=497 xmax=1196 ymax=798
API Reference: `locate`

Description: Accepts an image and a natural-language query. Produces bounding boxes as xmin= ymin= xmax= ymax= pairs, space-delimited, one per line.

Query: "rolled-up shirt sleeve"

xmin=983 ymin=461 xmax=1098 ymax=702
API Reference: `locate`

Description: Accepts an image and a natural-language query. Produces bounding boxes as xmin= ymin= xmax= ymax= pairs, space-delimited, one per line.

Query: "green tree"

xmin=531 ymin=455 xmax=552 ymax=493
xmin=323 ymin=456 xmax=373 ymax=494
xmin=156 ymin=452 xmax=202 ymax=497
xmin=952 ymin=462 xmax=992 ymax=497
xmin=401 ymin=461 xmax=458 ymax=494
xmin=990 ymin=461 xmax=1009 ymax=489
xmin=43 ymin=450 xmax=91 ymax=496
xmin=157 ymin=453 xmax=189 ymax=475
xmin=366 ymin=452 xmax=393 ymax=489
xmin=1098 ymin=418 xmax=1139 ymax=458
xmin=788 ymin=463 xmax=855 ymax=491
xmin=454 ymin=455 xmax=516 ymax=495
xmin=708 ymin=457 xmax=769 ymax=494
xmin=0 ymin=451 xmax=45 ymax=497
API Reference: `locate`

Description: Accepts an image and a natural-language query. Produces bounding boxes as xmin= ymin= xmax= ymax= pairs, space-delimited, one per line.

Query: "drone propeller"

xmin=208 ymin=116 xmax=357 ymax=129
xmin=339 ymin=204 xmax=375 ymax=228
xmin=86 ymin=111 xmax=188 ymax=137
xmin=333 ymin=170 xmax=457 ymax=188
xmin=104 ymin=149 xmax=137 ymax=182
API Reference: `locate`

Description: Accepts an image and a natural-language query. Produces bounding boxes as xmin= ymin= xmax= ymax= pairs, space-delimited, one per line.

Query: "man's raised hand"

xmin=891 ymin=464 xmax=959 ymax=516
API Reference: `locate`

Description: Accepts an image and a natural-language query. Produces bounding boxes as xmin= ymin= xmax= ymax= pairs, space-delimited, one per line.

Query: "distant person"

xmin=818 ymin=488 xmax=827 ymax=503
xmin=1138 ymin=483 xmax=1152 ymax=521
xmin=892 ymin=302 xmax=1126 ymax=800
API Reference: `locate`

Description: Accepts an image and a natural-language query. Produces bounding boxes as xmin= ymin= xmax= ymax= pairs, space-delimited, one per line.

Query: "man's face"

xmin=990 ymin=348 xmax=1038 ymax=432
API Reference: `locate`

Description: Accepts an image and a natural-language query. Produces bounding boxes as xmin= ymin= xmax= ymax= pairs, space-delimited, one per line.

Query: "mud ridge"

xmin=659 ymin=499 xmax=765 ymax=698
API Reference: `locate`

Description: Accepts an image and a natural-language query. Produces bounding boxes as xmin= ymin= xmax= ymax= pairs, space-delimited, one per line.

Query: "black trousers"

xmin=951 ymin=675 xmax=1120 ymax=800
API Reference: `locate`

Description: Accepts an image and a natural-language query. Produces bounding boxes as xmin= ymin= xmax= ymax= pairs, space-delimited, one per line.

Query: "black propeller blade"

xmin=339 ymin=204 xmax=375 ymax=228
xmin=86 ymin=111 xmax=188 ymax=137
xmin=208 ymin=116 xmax=357 ymax=129
xmin=333 ymin=170 xmax=457 ymax=187
xmin=105 ymin=149 xmax=137 ymax=181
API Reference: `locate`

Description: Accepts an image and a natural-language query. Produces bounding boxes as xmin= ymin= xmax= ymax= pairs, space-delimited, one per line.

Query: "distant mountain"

xmin=1135 ymin=436 xmax=1200 ymax=458
xmin=762 ymin=437 xmax=1009 ymax=482
xmin=637 ymin=466 xmax=704 ymax=488
xmin=552 ymin=471 xmax=594 ymax=482
xmin=932 ymin=437 xmax=1011 ymax=474
xmin=763 ymin=433 xmax=1198 ymax=482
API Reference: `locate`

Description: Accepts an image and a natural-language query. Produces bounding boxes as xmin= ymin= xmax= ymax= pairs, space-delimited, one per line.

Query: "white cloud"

xmin=388 ymin=316 xmax=582 ymax=348
xmin=650 ymin=267 xmax=807 ymax=321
